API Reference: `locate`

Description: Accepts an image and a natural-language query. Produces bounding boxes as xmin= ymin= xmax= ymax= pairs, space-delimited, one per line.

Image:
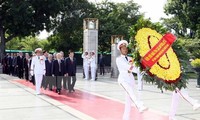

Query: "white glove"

xmin=140 ymin=71 xmax=146 ymax=77
xmin=30 ymin=71 xmax=34 ymax=76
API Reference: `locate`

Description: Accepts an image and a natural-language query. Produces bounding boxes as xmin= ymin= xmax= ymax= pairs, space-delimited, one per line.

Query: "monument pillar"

xmin=83 ymin=18 xmax=98 ymax=64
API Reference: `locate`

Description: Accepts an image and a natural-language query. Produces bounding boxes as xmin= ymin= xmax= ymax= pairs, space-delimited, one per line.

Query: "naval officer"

xmin=89 ymin=50 xmax=96 ymax=81
xmin=30 ymin=48 xmax=46 ymax=95
xmin=116 ymin=40 xmax=148 ymax=120
xmin=169 ymin=88 xmax=200 ymax=120
xmin=82 ymin=50 xmax=90 ymax=80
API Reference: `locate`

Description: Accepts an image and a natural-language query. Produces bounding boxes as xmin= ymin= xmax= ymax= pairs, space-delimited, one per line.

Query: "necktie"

xmin=125 ymin=56 xmax=128 ymax=61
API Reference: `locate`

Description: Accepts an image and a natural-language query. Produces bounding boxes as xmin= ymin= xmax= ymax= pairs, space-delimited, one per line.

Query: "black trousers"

xmin=17 ymin=67 xmax=24 ymax=79
xmin=63 ymin=76 xmax=68 ymax=90
xmin=68 ymin=76 xmax=76 ymax=91
xmin=24 ymin=67 xmax=29 ymax=80
xmin=56 ymin=76 xmax=63 ymax=91
xmin=100 ymin=65 xmax=105 ymax=75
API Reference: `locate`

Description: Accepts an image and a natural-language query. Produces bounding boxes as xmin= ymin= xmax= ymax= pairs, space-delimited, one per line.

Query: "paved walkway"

xmin=0 ymin=73 xmax=200 ymax=120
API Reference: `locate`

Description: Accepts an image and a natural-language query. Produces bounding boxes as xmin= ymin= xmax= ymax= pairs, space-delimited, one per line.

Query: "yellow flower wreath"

xmin=135 ymin=28 xmax=181 ymax=82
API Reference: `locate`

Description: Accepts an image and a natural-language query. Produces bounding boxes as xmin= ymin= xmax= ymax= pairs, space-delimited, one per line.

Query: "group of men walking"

xmin=1 ymin=52 xmax=30 ymax=79
xmin=1 ymin=48 xmax=77 ymax=95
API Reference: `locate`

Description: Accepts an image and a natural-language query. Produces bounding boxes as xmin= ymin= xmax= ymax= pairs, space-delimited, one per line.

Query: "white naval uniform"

xmin=116 ymin=55 xmax=146 ymax=120
xmin=169 ymin=88 xmax=200 ymax=120
xmin=82 ymin=53 xmax=90 ymax=80
xmin=89 ymin=55 xmax=96 ymax=81
xmin=31 ymin=55 xmax=46 ymax=94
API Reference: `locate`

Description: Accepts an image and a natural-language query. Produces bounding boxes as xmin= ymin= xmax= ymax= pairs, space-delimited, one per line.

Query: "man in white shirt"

xmin=116 ymin=40 xmax=148 ymax=120
xmin=30 ymin=48 xmax=46 ymax=95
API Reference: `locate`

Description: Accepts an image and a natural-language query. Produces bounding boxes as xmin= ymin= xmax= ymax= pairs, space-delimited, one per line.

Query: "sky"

xmin=38 ymin=0 xmax=168 ymax=39
xmin=88 ymin=0 xmax=168 ymax=22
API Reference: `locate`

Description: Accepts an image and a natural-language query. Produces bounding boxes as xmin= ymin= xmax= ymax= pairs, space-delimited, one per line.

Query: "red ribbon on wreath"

xmin=141 ymin=33 xmax=176 ymax=68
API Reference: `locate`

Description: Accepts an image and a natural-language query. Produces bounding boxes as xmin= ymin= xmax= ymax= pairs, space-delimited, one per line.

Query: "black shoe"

xmin=72 ymin=89 xmax=75 ymax=92
xmin=49 ymin=88 xmax=53 ymax=91
xmin=58 ymin=91 xmax=61 ymax=95
xmin=56 ymin=89 xmax=59 ymax=93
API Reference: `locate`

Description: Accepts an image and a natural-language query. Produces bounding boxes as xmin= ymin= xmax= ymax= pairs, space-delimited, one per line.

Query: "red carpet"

xmin=14 ymin=80 xmax=169 ymax=120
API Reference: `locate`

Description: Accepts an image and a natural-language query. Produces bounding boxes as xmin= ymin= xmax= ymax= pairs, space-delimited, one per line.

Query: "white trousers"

xmin=120 ymin=80 xmax=142 ymax=120
xmin=35 ymin=74 xmax=43 ymax=94
xmin=84 ymin=66 xmax=89 ymax=79
xmin=137 ymin=72 xmax=143 ymax=91
xmin=91 ymin=67 xmax=96 ymax=80
xmin=169 ymin=88 xmax=197 ymax=118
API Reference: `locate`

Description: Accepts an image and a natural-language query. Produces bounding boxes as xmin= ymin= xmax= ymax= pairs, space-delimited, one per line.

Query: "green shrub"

xmin=191 ymin=58 xmax=200 ymax=68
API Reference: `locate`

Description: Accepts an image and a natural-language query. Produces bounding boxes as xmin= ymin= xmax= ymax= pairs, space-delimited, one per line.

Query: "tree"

xmin=163 ymin=0 xmax=200 ymax=59
xmin=163 ymin=0 xmax=200 ymax=38
xmin=0 ymin=0 xmax=65 ymax=61
xmin=47 ymin=0 xmax=95 ymax=53
xmin=91 ymin=0 xmax=143 ymax=53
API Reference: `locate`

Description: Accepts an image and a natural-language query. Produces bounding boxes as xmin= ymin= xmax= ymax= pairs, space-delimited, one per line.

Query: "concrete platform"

xmin=0 ymin=73 xmax=200 ymax=120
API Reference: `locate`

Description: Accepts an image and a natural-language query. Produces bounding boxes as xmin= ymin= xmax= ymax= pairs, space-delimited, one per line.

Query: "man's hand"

xmin=65 ymin=73 xmax=68 ymax=77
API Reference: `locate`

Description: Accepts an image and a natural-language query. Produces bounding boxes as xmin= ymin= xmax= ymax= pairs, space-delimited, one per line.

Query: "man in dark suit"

xmin=99 ymin=54 xmax=105 ymax=75
xmin=52 ymin=53 xmax=65 ymax=94
xmin=44 ymin=54 xmax=54 ymax=91
xmin=23 ymin=53 xmax=30 ymax=81
xmin=7 ymin=53 xmax=13 ymax=75
xmin=2 ymin=54 xmax=8 ymax=74
xmin=16 ymin=52 xmax=24 ymax=79
xmin=12 ymin=53 xmax=18 ymax=76
xmin=65 ymin=50 xmax=77 ymax=93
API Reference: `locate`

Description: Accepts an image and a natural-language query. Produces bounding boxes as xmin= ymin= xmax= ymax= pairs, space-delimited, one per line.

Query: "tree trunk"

xmin=0 ymin=19 xmax=6 ymax=63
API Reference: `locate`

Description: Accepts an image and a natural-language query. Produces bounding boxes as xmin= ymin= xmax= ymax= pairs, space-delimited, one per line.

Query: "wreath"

xmin=131 ymin=28 xmax=188 ymax=91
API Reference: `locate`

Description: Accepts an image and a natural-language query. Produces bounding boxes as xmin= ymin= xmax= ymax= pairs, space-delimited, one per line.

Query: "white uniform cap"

xmin=117 ymin=40 xmax=128 ymax=50
xmin=35 ymin=48 xmax=42 ymax=53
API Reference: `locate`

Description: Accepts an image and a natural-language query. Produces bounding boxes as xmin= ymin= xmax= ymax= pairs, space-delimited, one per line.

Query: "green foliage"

xmin=6 ymin=36 xmax=49 ymax=52
xmin=0 ymin=0 xmax=67 ymax=60
xmin=1 ymin=0 xmax=63 ymax=39
xmin=47 ymin=0 xmax=144 ymax=53
xmin=92 ymin=0 xmax=142 ymax=53
xmin=163 ymin=0 xmax=200 ymax=38
xmin=47 ymin=0 xmax=95 ymax=53
xmin=182 ymin=38 xmax=200 ymax=58
xmin=129 ymin=17 xmax=168 ymax=38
